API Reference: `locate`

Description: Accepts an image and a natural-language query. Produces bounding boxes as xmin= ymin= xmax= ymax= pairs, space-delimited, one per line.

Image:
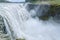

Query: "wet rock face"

xmin=36 ymin=4 xmax=50 ymax=17
xmin=0 ymin=15 xmax=11 ymax=40
xmin=0 ymin=16 xmax=7 ymax=34
xmin=25 ymin=4 xmax=51 ymax=19
xmin=39 ymin=5 xmax=60 ymax=21
xmin=26 ymin=4 xmax=50 ymax=17
xmin=26 ymin=4 xmax=60 ymax=21
xmin=25 ymin=4 xmax=38 ymax=12
xmin=52 ymin=5 xmax=60 ymax=23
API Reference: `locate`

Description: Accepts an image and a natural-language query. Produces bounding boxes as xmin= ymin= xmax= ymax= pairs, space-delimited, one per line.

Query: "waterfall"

xmin=0 ymin=3 xmax=60 ymax=40
xmin=0 ymin=3 xmax=31 ymax=40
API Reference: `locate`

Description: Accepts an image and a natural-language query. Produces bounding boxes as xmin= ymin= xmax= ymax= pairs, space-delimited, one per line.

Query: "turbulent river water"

xmin=0 ymin=3 xmax=60 ymax=40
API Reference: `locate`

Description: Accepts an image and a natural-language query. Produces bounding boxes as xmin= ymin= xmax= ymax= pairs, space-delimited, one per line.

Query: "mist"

xmin=22 ymin=4 xmax=60 ymax=40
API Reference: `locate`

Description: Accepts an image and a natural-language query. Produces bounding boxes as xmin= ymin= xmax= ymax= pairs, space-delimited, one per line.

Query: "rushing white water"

xmin=0 ymin=3 xmax=29 ymax=39
xmin=0 ymin=3 xmax=60 ymax=40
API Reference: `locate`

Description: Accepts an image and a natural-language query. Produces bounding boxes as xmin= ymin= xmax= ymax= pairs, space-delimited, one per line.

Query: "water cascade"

xmin=0 ymin=3 xmax=60 ymax=40
xmin=0 ymin=3 xmax=31 ymax=40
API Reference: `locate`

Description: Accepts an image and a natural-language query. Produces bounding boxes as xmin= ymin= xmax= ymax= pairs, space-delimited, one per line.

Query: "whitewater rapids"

xmin=0 ymin=3 xmax=60 ymax=40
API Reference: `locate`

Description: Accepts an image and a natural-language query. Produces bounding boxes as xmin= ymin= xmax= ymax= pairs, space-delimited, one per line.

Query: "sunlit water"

xmin=0 ymin=3 xmax=60 ymax=40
